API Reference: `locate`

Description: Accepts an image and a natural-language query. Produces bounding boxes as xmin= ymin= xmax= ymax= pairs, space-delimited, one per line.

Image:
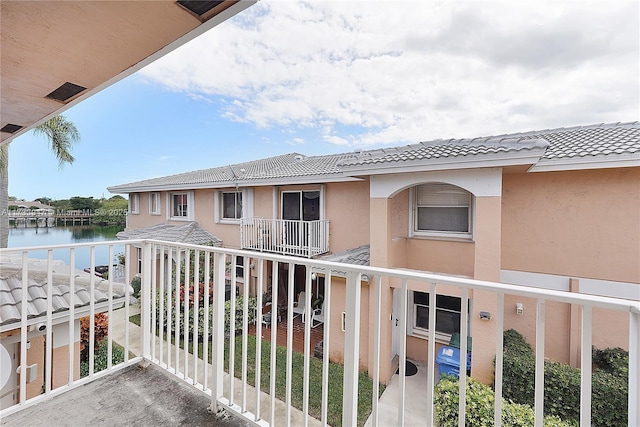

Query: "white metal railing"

xmin=1 ymin=239 xmax=638 ymax=427
xmin=0 ymin=241 xmax=139 ymax=417
xmin=240 ymin=218 xmax=330 ymax=258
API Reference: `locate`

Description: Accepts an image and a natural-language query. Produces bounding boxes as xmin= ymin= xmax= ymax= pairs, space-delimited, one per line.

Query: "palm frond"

xmin=33 ymin=115 xmax=80 ymax=168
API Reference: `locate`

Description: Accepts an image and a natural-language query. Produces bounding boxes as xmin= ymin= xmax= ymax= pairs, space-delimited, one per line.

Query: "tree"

xmin=69 ymin=196 xmax=98 ymax=211
xmin=0 ymin=115 xmax=80 ymax=247
xmin=35 ymin=197 xmax=53 ymax=206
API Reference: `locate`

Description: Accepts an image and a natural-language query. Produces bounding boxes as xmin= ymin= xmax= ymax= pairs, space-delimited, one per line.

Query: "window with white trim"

xmin=222 ymin=191 xmax=242 ymax=220
xmin=170 ymin=192 xmax=192 ymax=220
xmin=215 ymin=188 xmax=253 ymax=223
xmin=130 ymin=194 xmax=139 ymax=215
xmin=149 ymin=192 xmax=161 ymax=215
xmin=411 ymin=292 xmax=468 ymax=341
xmin=413 ymin=183 xmax=472 ymax=238
xmin=235 ymin=256 xmax=244 ymax=279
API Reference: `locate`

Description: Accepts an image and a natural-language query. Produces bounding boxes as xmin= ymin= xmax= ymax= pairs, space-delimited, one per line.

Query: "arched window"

xmin=413 ymin=183 xmax=472 ymax=238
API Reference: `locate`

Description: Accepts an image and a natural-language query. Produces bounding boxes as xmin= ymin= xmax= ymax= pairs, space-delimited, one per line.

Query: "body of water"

xmin=7 ymin=225 xmax=125 ymax=269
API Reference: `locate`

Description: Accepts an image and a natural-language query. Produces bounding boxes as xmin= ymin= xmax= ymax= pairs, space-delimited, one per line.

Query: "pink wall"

xmin=325 ymin=181 xmax=370 ymax=253
xmin=325 ymin=277 xmax=370 ymax=371
xmin=502 ymin=168 xmax=640 ymax=282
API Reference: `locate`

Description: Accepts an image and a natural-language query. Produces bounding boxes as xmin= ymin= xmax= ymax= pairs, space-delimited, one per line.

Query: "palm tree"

xmin=0 ymin=115 xmax=80 ymax=247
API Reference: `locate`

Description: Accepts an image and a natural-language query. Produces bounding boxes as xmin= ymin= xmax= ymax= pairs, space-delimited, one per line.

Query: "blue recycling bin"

xmin=436 ymin=346 xmax=472 ymax=380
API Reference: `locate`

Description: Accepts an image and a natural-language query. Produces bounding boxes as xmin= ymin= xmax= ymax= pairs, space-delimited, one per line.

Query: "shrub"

xmin=224 ymin=295 xmax=257 ymax=334
xmin=592 ymin=347 xmax=628 ymax=377
xmin=80 ymin=339 xmax=125 ymax=377
xmin=130 ymin=276 xmax=141 ymax=299
xmin=80 ymin=313 xmax=109 ymax=362
xmin=155 ymin=287 xmax=257 ymax=338
xmin=179 ymin=281 xmax=214 ymax=309
xmin=502 ymin=329 xmax=535 ymax=407
xmin=500 ymin=329 xmax=628 ymax=426
xmin=434 ymin=375 xmax=574 ymax=427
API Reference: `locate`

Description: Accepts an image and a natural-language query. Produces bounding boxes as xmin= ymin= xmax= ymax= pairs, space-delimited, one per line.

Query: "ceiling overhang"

xmin=1 ymin=0 xmax=256 ymax=144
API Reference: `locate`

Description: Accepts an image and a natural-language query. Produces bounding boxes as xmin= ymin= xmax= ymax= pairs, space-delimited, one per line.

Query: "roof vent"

xmin=294 ymin=155 xmax=304 ymax=161
xmin=177 ymin=1 xmax=224 ymax=18
xmin=1 ymin=124 xmax=23 ymax=133
xmin=46 ymin=82 xmax=87 ymax=103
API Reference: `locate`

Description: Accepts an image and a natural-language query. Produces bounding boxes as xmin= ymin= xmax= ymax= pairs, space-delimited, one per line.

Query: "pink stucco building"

xmin=109 ymin=121 xmax=640 ymax=384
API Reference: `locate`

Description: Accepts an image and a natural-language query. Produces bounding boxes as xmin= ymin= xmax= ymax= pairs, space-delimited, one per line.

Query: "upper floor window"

xmin=149 ymin=192 xmax=161 ymax=215
xmin=170 ymin=192 xmax=193 ymax=220
xmin=215 ymin=189 xmax=253 ymax=223
xmin=130 ymin=194 xmax=139 ymax=215
xmin=413 ymin=183 xmax=472 ymax=239
xmin=222 ymin=191 xmax=242 ymax=220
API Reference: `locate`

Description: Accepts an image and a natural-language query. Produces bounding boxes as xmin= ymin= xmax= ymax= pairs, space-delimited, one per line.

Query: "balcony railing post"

xmin=342 ymin=270 xmax=362 ymax=427
xmin=210 ymin=251 xmax=226 ymax=413
xmin=141 ymin=241 xmax=152 ymax=360
xmin=629 ymin=309 xmax=640 ymax=427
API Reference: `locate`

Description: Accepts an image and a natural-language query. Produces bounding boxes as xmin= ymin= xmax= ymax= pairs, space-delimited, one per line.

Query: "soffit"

xmin=1 ymin=0 xmax=247 ymax=144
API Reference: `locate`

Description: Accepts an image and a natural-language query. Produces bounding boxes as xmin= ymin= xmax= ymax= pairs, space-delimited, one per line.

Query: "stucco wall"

xmin=326 ymin=277 xmax=370 ymax=371
xmin=502 ymin=168 xmax=640 ymax=283
xmin=325 ymin=181 xmax=370 ymax=253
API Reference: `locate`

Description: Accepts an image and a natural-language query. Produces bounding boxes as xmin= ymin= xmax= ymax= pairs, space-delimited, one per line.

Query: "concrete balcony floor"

xmin=0 ymin=363 xmax=251 ymax=427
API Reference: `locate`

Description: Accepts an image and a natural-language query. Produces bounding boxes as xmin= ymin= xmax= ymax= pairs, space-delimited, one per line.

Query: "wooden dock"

xmin=8 ymin=210 xmax=95 ymax=227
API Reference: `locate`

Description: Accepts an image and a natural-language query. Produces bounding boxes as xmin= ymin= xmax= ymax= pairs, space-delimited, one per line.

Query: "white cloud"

xmin=140 ymin=1 xmax=639 ymax=146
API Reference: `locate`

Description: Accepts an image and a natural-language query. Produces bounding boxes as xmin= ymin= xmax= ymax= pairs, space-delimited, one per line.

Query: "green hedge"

xmin=155 ymin=292 xmax=257 ymax=337
xmin=501 ymin=329 xmax=628 ymax=426
xmin=80 ymin=339 xmax=126 ymax=377
xmin=434 ymin=375 xmax=573 ymax=427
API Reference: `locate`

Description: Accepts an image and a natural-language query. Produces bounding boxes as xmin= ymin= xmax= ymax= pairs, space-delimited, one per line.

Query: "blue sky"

xmin=8 ymin=1 xmax=639 ymax=201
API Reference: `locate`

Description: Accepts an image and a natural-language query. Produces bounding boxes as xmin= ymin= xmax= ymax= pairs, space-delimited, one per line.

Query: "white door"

xmin=391 ymin=288 xmax=401 ymax=359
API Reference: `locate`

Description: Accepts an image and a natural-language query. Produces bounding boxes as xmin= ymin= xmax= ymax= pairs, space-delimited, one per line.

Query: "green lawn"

xmin=129 ymin=314 xmax=383 ymax=426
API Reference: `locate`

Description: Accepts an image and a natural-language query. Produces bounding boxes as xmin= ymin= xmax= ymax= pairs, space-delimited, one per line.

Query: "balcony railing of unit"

xmin=240 ymin=218 xmax=330 ymax=258
xmin=1 ymin=240 xmax=638 ymax=427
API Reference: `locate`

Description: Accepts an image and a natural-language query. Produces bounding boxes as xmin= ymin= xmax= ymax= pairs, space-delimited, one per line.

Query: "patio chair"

xmin=311 ymin=302 xmax=324 ymax=328
xmin=291 ymin=291 xmax=306 ymax=321
xmin=261 ymin=302 xmax=273 ymax=327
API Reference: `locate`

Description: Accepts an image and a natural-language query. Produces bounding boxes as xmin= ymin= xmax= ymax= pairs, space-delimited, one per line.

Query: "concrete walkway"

xmin=110 ymin=305 xmax=322 ymax=426
xmin=364 ymin=360 xmax=432 ymax=427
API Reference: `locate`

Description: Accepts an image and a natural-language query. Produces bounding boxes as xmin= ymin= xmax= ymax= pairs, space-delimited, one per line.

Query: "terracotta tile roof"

xmin=116 ymin=222 xmax=222 ymax=246
xmin=512 ymin=122 xmax=640 ymax=161
xmin=340 ymin=122 xmax=639 ymax=168
xmin=320 ymin=244 xmax=370 ymax=266
xmin=108 ymin=153 xmax=351 ymax=192
xmin=108 ymin=122 xmax=639 ymax=193
xmin=317 ymin=244 xmax=371 ymax=280
xmin=339 ymin=137 xmax=547 ymax=167
xmin=0 ymin=268 xmax=126 ymax=328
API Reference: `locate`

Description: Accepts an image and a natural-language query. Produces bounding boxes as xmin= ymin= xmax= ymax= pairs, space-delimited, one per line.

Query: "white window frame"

xmin=149 ymin=192 xmax=161 ymax=215
xmin=214 ymin=188 xmax=253 ymax=224
xmin=168 ymin=191 xmax=194 ymax=221
xmin=235 ymin=255 xmax=245 ymax=284
xmin=130 ymin=194 xmax=139 ymax=215
xmin=279 ymin=187 xmax=324 ymax=221
xmin=409 ymin=291 xmax=471 ymax=343
xmin=409 ymin=182 xmax=474 ymax=241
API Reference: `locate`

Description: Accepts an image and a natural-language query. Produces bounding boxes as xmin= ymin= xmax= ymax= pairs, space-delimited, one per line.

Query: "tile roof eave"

xmin=0 ymin=299 xmax=125 ymax=333
xmin=528 ymin=153 xmax=640 ymax=173
xmin=108 ymin=174 xmax=364 ymax=194
xmin=340 ymin=150 xmax=546 ymax=176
